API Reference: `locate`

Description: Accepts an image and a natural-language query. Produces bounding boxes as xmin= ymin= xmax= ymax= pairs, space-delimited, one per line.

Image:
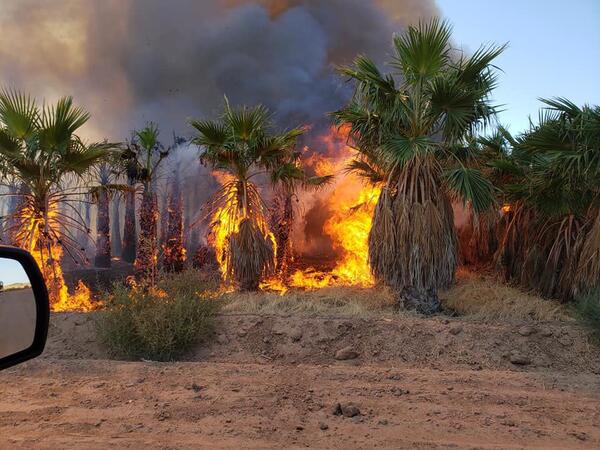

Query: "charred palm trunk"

xmin=369 ymin=159 xmax=456 ymax=314
xmin=122 ymin=178 xmax=137 ymax=264
xmin=134 ymin=189 xmax=158 ymax=285
xmin=270 ymin=192 xmax=294 ymax=279
xmin=111 ymin=196 xmax=122 ymax=257
xmin=94 ymin=189 xmax=111 ymax=268
xmin=159 ymin=189 xmax=168 ymax=247
xmin=163 ymin=175 xmax=186 ymax=272
xmin=4 ymin=183 xmax=21 ymax=244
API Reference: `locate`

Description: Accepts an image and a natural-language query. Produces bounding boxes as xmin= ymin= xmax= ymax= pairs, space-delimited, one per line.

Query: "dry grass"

xmin=441 ymin=268 xmax=570 ymax=322
xmin=222 ymin=269 xmax=571 ymax=322
xmin=221 ymin=285 xmax=396 ymax=317
xmin=146 ymin=267 xmax=571 ymax=323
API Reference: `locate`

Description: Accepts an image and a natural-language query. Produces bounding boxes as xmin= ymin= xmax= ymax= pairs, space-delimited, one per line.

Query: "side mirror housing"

xmin=0 ymin=246 xmax=50 ymax=370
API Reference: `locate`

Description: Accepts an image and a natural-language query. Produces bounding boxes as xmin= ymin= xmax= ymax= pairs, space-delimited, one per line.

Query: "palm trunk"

xmin=159 ymin=189 xmax=168 ymax=247
xmin=94 ymin=189 xmax=111 ymax=268
xmin=163 ymin=174 xmax=186 ymax=272
xmin=270 ymin=192 xmax=294 ymax=278
xmin=122 ymin=180 xmax=137 ymax=264
xmin=369 ymin=159 xmax=456 ymax=314
xmin=111 ymin=196 xmax=122 ymax=257
xmin=134 ymin=189 xmax=158 ymax=285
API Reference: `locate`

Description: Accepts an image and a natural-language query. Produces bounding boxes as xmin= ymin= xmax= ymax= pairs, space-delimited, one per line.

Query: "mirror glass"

xmin=0 ymin=257 xmax=36 ymax=359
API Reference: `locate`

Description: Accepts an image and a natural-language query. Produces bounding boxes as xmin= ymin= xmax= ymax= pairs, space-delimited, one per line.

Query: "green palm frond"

xmin=135 ymin=122 xmax=160 ymax=151
xmin=0 ymin=89 xmax=39 ymax=140
xmin=391 ymin=18 xmax=452 ymax=82
xmin=379 ymin=135 xmax=434 ymax=166
xmin=444 ymin=166 xmax=497 ymax=213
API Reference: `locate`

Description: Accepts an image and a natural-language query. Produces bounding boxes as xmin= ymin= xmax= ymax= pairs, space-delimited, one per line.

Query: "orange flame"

xmin=16 ymin=202 xmax=96 ymax=312
xmin=208 ymin=125 xmax=380 ymax=293
xmin=210 ymin=173 xmax=277 ymax=287
xmin=289 ymin=181 xmax=380 ymax=290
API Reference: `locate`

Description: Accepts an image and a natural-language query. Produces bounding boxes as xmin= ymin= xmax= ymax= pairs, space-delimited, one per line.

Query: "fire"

xmin=501 ymin=204 xmax=512 ymax=213
xmin=289 ymin=180 xmax=380 ymax=289
xmin=210 ymin=173 xmax=277 ymax=286
xmin=15 ymin=201 xmax=96 ymax=312
xmin=285 ymin=125 xmax=380 ymax=289
xmin=51 ymin=280 xmax=96 ymax=312
xmin=206 ymin=124 xmax=380 ymax=293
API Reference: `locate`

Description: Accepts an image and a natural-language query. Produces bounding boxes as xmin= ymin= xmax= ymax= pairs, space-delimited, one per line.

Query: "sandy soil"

xmin=1 ymin=312 xmax=599 ymax=449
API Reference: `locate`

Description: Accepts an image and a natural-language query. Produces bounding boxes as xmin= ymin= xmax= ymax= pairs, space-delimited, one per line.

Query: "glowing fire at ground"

xmin=211 ymin=125 xmax=381 ymax=293
xmin=15 ymin=202 xmax=96 ymax=312
xmin=289 ymin=183 xmax=380 ymax=289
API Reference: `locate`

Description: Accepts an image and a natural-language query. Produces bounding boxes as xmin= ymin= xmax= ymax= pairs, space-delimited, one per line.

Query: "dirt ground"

xmin=1 ymin=312 xmax=599 ymax=449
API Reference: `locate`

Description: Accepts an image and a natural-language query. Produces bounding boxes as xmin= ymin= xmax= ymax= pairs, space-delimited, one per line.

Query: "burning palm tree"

xmin=333 ymin=20 xmax=504 ymax=313
xmin=122 ymin=123 xmax=171 ymax=286
xmin=190 ymin=100 xmax=313 ymax=290
xmin=0 ymin=89 xmax=115 ymax=306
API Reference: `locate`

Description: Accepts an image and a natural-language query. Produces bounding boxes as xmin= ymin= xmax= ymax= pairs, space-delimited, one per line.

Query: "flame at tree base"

xmin=209 ymin=126 xmax=381 ymax=294
xmin=289 ymin=184 xmax=380 ymax=290
xmin=14 ymin=201 xmax=97 ymax=312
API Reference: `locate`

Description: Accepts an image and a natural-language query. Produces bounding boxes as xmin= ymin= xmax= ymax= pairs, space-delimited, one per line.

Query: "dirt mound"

xmin=44 ymin=312 xmax=600 ymax=374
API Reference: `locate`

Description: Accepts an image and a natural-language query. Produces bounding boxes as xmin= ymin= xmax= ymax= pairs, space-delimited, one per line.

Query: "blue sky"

xmin=0 ymin=259 xmax=30 ymax=286
xmin=436 ymin=0 xmax=600 ymax=134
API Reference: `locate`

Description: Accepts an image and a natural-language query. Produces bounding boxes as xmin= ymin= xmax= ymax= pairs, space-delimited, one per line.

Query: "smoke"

xmin=0 ymin=0 xmax=438 ymax=257
xmin=0 ymin=0 xmax=437 ymax=140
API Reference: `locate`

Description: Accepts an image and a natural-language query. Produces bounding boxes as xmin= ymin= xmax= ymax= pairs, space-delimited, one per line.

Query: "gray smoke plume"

xmin=0 ymin=0 xmax=437 ymax=139
xmin=0 ymin=0 xmax=438 ymax=256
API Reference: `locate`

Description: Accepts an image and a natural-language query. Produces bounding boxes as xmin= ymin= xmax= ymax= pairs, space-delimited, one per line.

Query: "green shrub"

xmin=95 ymin=270 xmax=221 ymax=361
xmin=575 ymin=287 xmax=600 ymax=341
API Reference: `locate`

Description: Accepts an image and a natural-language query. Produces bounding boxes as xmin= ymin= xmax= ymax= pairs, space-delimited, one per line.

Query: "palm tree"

xmin=91 ymin=160 xmax=128 ymax=268
xmin=122 ymin=123 xmax=171 ymax=285
xmin=332 ymin=20 xmax=504 ymax=313
xmin=0 ymin=89 xmax=114 ymax=304
xmin=162 ymin=156 xmax=187 ymax=272
xmin=269 ymin=149 xmax=332 ymax=280
xmin=111 ymin=194 xmax=123 ymax=257
xmin=93 ymin=163 xmax=113 ymax=268
xmin=190 ymin=101 xmax=318 ymax=290
xmin=494 ymin=99 xmax=600 ymax=300
xmin=121 ymin=162 xmax=137 ymax=264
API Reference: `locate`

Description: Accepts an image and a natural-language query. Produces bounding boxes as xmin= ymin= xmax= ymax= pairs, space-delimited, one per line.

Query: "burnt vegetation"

xmin=0 ymin=20 xmax=597 ymax=339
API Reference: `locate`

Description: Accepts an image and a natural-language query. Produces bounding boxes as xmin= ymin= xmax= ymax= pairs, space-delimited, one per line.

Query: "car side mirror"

xmin=0 ymin=246 xmax=50 ymax=370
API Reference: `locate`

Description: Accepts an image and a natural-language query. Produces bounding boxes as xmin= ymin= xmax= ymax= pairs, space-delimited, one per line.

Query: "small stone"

xmin=517 ymin=325 xmax=536 ymax=336
xmin=237 ymin=330 xmax=247 ymax=338
xmin=290 ymin=329 xmax=303 ymax=342
xmin=509 ymin=353 xmax=531 ymax=365
xmin=378 ymin=419 xmax=389 ymax=426
xmin=558 ymin=335 xmax=573 ymax=347
xmin=216 ymin=334 xmax=229 ymax=345
xmin=335 ymin=346 xmax=359 ymax=360
xmin=331 ymin=403 xmax=342 ymax=416
xmin=263 ymin=336 xmax=271 ymax=344
xmin=319 ymin=422 xmax=329 ymax=431
xmin=539 ymin=327 xmax=553 ymax=337
xmin=341 ymin=404 xmax=361 ymax=418
xmin=449 ymin=325 xmax=463 ymax=336
xmin=570 ymin=431 xmax=588 ymax=441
